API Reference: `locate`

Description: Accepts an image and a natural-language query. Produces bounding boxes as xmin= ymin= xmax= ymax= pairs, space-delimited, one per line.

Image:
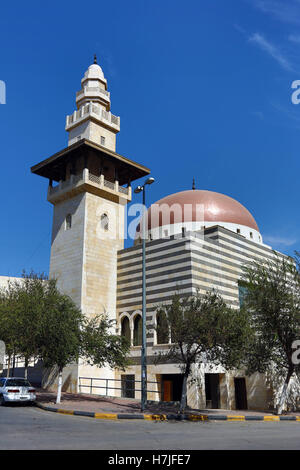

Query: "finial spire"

xmin=94 ymin=54 xmax=97 ymax=64
xmin=192 ymin=178 xmax=195 ymax=190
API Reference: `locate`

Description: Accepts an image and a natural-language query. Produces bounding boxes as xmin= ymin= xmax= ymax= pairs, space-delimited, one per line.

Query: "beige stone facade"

xmin=48 ymin=190 xmax=127 ymax=389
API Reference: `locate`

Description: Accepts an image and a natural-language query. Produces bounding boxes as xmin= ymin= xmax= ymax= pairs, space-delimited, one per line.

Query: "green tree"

xmin=81 ymin=313 xmax=131 ymax=370
xmin=12 ymin=271 xmax=47 ymax=378
xmin=156 ymin=290 xmax=251 ymax=413
xmin=0 ymin=272 xmax=130 ymax=404
xmin=0 ymin=284 xmax=19 ymax=376
xmin=241 ymin=252 xmax=300 ymax=414
xmin=38 ymin=279 xmax=83 ymax=403
xmin=39 ymin=281 xmax=131 ymax=404
xmin=0 ymin=272 xmax=48 ymax=378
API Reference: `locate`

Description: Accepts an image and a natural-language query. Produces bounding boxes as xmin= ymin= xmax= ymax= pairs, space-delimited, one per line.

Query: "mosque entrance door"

xmin=161 ymin=374 xmax=184 ymax=402
xmin=234 ymin=377 xmax=248 ymax=410
xmin=205 ymin=373 xmax=220 ymax=409
xmin=163 ymin=380 xmax=172 ymax=402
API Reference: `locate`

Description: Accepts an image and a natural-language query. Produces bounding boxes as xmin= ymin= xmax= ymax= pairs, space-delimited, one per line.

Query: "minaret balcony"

xmin=47 ymin=168 xmax=131 ymax=204
xmin=76 ymin=86 xmax=110 ymax=106
xmin=65 ymin=103 xmax=120 ymax=133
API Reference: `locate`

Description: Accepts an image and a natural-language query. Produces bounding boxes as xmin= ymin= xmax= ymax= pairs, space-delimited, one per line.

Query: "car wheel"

xmin=0 ymin=395 xmax=6 ymax=406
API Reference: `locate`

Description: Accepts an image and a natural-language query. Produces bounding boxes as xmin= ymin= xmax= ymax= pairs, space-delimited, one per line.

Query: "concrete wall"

xmin=68 ymin=121 xmax=117 ymax=151
xmin=49 ymin=193 xmax=86 ymax=307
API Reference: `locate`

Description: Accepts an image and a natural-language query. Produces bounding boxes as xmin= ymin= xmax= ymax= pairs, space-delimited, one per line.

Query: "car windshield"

xmin=5 ymin=379 xmax=31 ymax=387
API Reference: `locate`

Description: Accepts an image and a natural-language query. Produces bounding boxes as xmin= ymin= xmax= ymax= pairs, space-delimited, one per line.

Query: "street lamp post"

xmin=134 ymin=177 xmax=155 ymax=412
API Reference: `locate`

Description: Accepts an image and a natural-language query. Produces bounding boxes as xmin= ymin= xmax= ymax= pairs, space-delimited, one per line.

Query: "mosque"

xmin=0 ymin=58 xmax=288 ymax=410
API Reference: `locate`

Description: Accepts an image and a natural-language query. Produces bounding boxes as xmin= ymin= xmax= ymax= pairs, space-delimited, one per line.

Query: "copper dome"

xmin=144 ymin=190 xmax=259 ymax=232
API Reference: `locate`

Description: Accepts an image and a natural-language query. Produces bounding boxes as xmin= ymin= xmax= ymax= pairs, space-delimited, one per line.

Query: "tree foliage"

xmin=81 ymin=314 xmax=130 ymax=370
xmin=240 ymin=252 xmax=300 ymax=414
xmin=38 ymin=278 xmax=83 ymax=372
xmin=0 ymin=283 xmax=20 ymax=371
xmin=12 ymin=272 xmax=46 ymax=375
xmin=0 ymin=272 xmax=130 ymax=403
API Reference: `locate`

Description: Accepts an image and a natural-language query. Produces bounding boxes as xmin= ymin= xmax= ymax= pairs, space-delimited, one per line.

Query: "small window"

xmin=101 ymin=136 xmax=105 ymax=146
xmin=250 ymin=232 xmax=253 ymax=239
xmin=65 ymin=214 xmax=72 ymax=230
xmin=121 ymin=316 xmax=131 ymax=343
xmin=237 ymin=228 xmax=240 ymax=234
xmin=238 ymin=283 xmax=248 ymax=308
xmin=156 ymin=312 xmax=169 ymax=344
xmin=101 ymin=213 xmax=109 ymax=231
xmin=121 ymin=375 xmax=135 ymax=398
xmin=133 ymin=315 xmax=142 ymax=346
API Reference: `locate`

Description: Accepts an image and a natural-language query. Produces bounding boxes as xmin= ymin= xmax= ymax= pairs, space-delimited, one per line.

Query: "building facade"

xmin=0 ymin=58 xmax=293 ymax=410
xmin=117 ymin=222 xmax=277 ymax=409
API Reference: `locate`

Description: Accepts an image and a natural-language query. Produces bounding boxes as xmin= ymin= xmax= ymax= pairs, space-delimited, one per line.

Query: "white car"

xmin=0 ymin=377 xmax=36 ymax=405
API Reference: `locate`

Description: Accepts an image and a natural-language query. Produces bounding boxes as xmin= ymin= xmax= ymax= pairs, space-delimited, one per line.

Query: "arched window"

xmin=101 ymin=213 xmax=109 ymax=231
xmin=133 ymin=315 xmax=142 ymax=346
xmin=121 ymin=317 xmax=131 ymax=343
xmin=156 ymin=312 xmax=169 ymax=344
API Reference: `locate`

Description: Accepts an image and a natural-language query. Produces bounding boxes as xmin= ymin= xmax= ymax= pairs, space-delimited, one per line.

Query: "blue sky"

xmin=0 ymin=0 xmax=300 ymax=276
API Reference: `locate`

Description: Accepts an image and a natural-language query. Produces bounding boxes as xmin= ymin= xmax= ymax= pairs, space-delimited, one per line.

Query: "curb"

xmin=35 ymin=403 xmax=300 ymax=422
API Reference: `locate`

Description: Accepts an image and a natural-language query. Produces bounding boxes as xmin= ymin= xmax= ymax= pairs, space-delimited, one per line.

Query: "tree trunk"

xmin=6 ymin=355 xmax=11 ymax=378
xmin=56 ymin=369 xmax=63 ymax=404
xmin=24 ymin=358 xmax=28 ymax=380
xmin=277 ymin=367 xmax=294 ymax=415
xmin=12 ymin=353 xmax=15 ymax=377
xmin=180 ymin=365 xmax=190 ymax=414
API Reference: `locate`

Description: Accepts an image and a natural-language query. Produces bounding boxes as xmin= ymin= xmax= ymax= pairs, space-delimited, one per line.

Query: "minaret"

xmin=31 ymin=58 xmax=150 ymax=392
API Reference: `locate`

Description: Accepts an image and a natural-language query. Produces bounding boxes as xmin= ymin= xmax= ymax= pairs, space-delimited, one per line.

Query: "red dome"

xmin=144 ymin=190 xmax=259 ymax=232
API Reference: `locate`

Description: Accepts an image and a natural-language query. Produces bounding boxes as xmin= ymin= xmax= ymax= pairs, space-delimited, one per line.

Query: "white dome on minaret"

xmin=81 ymin=55 xmax=107 ymax=87
xmin=83 ymin=63 xmax=105 ymax=80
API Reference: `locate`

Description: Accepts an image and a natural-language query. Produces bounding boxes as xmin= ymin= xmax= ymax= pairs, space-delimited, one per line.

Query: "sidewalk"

xmin=36 ymin=389 xmax=300 ymax=419
xmin=36 ymin=389 xmax=185 ymax=415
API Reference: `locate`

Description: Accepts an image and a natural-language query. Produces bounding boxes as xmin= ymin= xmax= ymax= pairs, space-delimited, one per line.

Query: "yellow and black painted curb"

xmin=35 ymin=403 xmax=300 ymax=422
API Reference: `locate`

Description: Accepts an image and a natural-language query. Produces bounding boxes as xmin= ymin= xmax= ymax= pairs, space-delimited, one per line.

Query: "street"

xmin=1 ymin=405 xmax=300 ymax=450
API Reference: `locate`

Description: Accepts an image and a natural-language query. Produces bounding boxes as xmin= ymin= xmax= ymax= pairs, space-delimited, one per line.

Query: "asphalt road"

xmin=1 ymin=404 xmax=300 ymax=450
